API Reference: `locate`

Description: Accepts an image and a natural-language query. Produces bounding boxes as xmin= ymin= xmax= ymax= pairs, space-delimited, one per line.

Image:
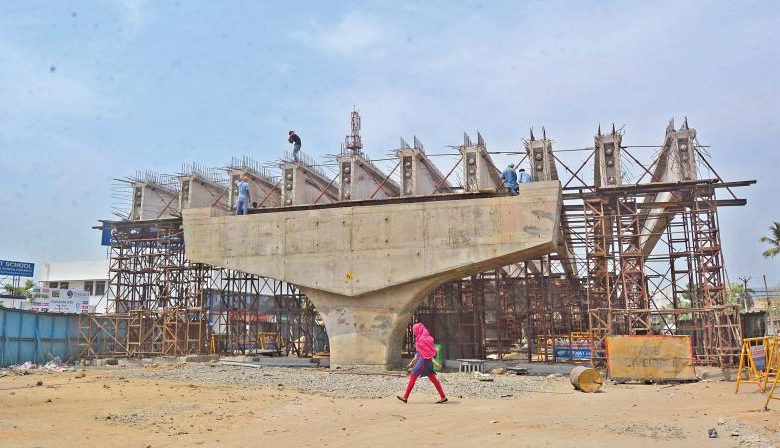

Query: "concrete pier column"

xmin=301 ymin=277 xmax=442 ymax=369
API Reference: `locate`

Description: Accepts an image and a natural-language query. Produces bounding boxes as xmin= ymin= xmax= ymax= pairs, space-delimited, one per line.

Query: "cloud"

xmin=293 ymin=12 xmax=385 ymax=56
xmin=115 ymin=0 xmax=154 ymax=34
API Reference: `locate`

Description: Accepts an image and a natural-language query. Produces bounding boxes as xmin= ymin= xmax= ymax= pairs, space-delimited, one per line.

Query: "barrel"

xmin=569 ymin=366 xmax=603 ymax=393
xmin=434 ymin=344 xmax=444 ymax=372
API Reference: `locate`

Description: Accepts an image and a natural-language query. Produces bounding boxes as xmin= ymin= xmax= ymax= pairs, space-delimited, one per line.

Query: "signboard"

xmin=101 ymin=223 xmax=114 ymax=246
xmin=29 ymin=287 xmax=90 ymax=314
xmin=751 ymin=344 xmax=767 ymax=371
xmin=606 ymin=335 xmax=696 ymax=381
xmin=0 ymin=260 xmax=35 ymax=277
xmin=554 ymin=340 xmax=592 ymax=360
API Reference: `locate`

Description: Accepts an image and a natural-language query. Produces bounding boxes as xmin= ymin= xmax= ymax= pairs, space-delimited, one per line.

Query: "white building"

xmin=40 ymin=260 xmax=111 ymax=314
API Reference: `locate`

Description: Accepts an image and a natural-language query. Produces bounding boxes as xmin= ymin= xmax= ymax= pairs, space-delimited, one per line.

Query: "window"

xmin=84 ymin=281 xmax=94 ymax=295
xmin=95 ymin=281 xmax=106 ymax=296
xmin=48 ymin=282 xmax=58 ymax=289
xmin=59 ymin=282 xmax=69 ymax=289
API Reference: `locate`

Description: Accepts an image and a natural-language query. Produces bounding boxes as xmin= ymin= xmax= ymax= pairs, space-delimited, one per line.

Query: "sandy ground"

xmin=1 ymin=363 xmax=779 ymax=448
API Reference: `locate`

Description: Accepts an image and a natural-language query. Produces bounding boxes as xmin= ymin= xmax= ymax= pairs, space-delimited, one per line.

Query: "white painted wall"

xmin=40 ymin=260 xmax=111 ymax=314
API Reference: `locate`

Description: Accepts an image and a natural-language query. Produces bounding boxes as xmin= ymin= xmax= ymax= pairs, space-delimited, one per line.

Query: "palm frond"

xmin=763 ymin=246 xmax=780 ymax=258
xmin=760 ymin=221 xmax=780 ymax=258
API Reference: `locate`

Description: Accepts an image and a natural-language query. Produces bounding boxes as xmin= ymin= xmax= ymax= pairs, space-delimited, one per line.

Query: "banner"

xmin=29 ymin=287 xmax=90 ymax=314
xmin=554 ymin=340 xmax=591 ymax=360
xmin=0 ymin=260 xmax=35 ymax=277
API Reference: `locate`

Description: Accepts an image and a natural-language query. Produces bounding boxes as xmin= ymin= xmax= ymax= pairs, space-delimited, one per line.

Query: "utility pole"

xmin=738 ymin=276 xmax=751 ymax=312
xmin=764 ymin=275 xmax=776 ymax=335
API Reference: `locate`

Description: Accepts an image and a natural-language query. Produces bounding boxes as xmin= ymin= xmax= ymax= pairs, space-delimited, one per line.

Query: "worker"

xmin=288 ymin=130 xmax=302 ymax=161
xmin=397 ymin=323 xmax=448 ymax=404
xmin=501 ymin=163 xmax=519 ymax=196
xmin=518 ymin=167 xmax=532 ymax=184
xmin=235 ymin=173 xmax=250 ymax=215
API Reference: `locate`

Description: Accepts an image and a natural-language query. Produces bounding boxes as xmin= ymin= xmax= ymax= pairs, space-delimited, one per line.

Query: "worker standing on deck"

xmin=501 ymin=163 xmax=519 ymax=196
xmin=288 ymin=130 xmax=302 ymax=161
xmin=518 ymin=167 xmax=532 ymax=185
xmin=235 ymin=173 xmax=250 ymax=215
xmin=397 ymin=323 xmax=448 ymax=404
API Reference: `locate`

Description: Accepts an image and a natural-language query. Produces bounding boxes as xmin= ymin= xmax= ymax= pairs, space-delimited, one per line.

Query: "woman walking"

xmin=397 ymin=323 xmax=448 ymax=404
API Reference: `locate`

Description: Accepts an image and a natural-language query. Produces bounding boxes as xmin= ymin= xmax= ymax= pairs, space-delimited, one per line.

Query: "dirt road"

xmin=1 ymin=363 xmax=778 ymax=447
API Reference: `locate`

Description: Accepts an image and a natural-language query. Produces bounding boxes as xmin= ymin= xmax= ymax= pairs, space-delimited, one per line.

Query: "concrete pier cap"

xmin=182 ymin=181 xmax=561 ymax=369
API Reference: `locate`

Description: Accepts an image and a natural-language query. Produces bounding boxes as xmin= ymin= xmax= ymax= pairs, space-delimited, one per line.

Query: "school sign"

xmin=0 ymin=260 xmax=35 ymax=277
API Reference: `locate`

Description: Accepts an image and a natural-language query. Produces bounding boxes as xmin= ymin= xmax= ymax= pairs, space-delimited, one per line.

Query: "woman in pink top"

xmin=397 ymin=323 xmax=448 ymax=403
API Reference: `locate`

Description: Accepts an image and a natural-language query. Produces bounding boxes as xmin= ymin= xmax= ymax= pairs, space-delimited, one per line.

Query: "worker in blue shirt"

xmin=518 ymin=167 xmax=532 ymax=184
xmin=501 ymin=163 xmax=519 ymax=196
xmin=235 ymin=173 xmax=251 ymax=215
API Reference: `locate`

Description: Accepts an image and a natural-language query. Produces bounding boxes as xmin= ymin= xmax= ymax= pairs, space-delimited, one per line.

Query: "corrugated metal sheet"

xmin=0 ymin=307 xmax=82 ymax=367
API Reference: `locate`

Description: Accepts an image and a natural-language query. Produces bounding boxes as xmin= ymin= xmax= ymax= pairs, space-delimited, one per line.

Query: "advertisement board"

xmin=29 ymin=287 xmax=90 ymax=314
xmin=553 ymin=340 xmax=592 ymax=360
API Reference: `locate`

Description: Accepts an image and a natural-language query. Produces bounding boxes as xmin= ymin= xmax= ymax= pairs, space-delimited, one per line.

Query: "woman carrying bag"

xmin=397 ymin=323 xmax=448 ymax=404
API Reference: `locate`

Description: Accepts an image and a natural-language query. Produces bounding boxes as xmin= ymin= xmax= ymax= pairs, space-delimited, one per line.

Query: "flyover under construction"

xmin=80 ymin=112 xmax=754 ymax=368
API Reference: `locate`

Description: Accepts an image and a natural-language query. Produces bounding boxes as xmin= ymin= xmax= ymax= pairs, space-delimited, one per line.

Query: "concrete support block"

xmin=179 ymin=175 xmax=229 ymax=212
xmin=228 ymin=169 xmax=281 ymax=209
xmin=281 ymin=163 xmax=338 ymax=206
xmin=525 ymin=137 xmax=557 ymax=182
xmin=638 ymin=120 xmax=699 ymax=255
xmin=460 ymin=144 xmax=502 ymax=192
xmin=594 ymin=129 xmax=622 ymax=188
xmin=338 ymin=153 xmax=399 ymax=201
xmin=398 ymin=148 xmax=452 ymax=196
xmin=131 ymin=182 xmax=178 ymax=221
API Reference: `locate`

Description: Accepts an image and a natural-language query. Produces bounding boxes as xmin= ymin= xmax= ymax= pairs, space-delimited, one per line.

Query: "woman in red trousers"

xmin=397 ymin=323 xmax=448 ymax=404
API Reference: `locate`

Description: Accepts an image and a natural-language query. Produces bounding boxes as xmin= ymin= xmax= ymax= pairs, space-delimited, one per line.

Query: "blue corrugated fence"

xmin=0 ymin=307 xmax=82 ymax=367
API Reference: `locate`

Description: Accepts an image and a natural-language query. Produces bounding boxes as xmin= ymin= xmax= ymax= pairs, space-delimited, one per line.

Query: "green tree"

xmin=760 ymin=221 xmax=780 ymax=258
xmin=2 ymin=279 xmax=35 ymax=298
xmin=679 ymin=283 xmax=698 ymax=308
xmin=725 ymin=283 xmax=755 ymax=312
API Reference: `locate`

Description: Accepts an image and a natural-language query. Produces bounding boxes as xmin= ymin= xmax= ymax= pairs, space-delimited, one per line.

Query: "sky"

xmin=0 ymin=0 xmax=778 ymax=288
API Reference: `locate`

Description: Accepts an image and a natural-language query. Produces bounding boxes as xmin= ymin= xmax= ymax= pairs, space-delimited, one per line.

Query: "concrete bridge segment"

xmin=182 ymin=181 xmax=562 ymax=369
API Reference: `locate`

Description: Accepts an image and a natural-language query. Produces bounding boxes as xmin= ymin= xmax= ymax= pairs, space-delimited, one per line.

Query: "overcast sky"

xmin=0 ymin=1 xmax=778 ymax=287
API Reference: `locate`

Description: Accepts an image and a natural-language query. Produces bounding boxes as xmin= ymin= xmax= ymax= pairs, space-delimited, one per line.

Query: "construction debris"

xmin=473 ymin=372 xmax=494 ymax=382
xmin=0 ymin=359 xmax=74 ymax=376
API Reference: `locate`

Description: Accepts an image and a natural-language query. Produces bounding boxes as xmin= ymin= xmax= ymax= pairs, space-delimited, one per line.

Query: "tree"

xmin=2 ymin=279 xmax=35 ymax=299
xmin=725 ymin=283 xmax=755 ymax=312
xmin=760 ymin=221 xmax=780 ymax=258
xmin=679 ymin=283 xmax=698 ymax=308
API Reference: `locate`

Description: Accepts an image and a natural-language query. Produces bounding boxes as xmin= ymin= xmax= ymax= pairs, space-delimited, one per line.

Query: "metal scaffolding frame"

xmin=401 ymin=178 xmax=745 ymax=367
xmin=79 ymin=220 xmax=326 ymax=359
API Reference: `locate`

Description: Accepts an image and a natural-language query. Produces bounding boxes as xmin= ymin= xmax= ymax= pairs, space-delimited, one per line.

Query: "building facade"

xmin=40 ymin=260 xmax=111 ymax=314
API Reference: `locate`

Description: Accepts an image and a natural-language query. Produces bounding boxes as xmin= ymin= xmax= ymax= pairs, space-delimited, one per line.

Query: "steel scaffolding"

xmin=79 ymin=220 xmax=326 ymax=359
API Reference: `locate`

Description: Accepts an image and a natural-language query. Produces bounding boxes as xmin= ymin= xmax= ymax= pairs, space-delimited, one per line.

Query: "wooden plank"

xmin=606 ymin=335 xmax=696 ymax=381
